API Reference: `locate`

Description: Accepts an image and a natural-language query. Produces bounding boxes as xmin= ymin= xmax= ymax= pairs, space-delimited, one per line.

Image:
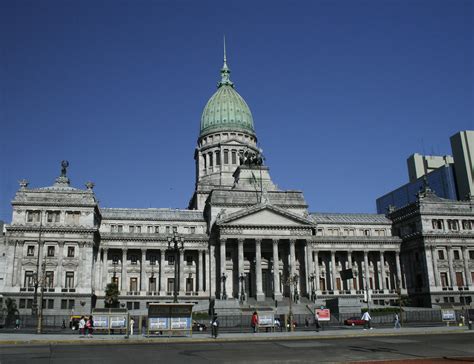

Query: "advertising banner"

xmin=170 ymin=317 xmax=190 ymax=330
xmin=110 ymin=315 xmax=127 ymax=328
xmin=149 ymin=317 xmax=169 ymax=330
xmin=315 ymin=308 xmax=331 ymax=322
xmin=258 ymin=312 xmax=275 ymax=327
xmin=94 ymin=316 xmax=109 ymax=329
xmin=441 ymin=310 xmax=455 ymax=322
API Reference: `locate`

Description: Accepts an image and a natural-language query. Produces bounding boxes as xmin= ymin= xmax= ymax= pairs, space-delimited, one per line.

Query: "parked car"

xmin=192 ymin=320 xmax=207 ymax=332
xmin=344 ymin=317 xmax=365 ymax=326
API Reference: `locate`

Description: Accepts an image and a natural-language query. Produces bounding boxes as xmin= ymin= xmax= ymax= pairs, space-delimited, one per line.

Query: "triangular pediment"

xmin=217 ymin=204 xmax=314 ymax=227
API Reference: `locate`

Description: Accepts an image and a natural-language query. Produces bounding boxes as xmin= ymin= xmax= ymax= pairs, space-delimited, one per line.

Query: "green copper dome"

xmin=200 ymin=54 xmax=255 ymax=137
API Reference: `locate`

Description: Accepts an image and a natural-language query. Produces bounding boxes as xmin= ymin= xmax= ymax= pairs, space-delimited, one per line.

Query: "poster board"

xmin=441 ymin=309 xmax=455 ymax=322
xmin=147 ymin=303 xmax=193 ymax=337
xmin=315 ymin=308 xmax=331 ymax=322
xmin=258 ymin=311 xmax=275 ymax=328
xmin=93 ymin=316 xmax=109 ymax=330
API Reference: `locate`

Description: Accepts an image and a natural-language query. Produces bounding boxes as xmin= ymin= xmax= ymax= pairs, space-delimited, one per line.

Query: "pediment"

xmin=217 ymin=204 xmax=314 ymax=227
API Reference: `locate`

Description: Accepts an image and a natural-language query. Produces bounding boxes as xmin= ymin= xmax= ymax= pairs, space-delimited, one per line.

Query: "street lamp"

xmin=284 ymin=271 xmax=299 ymax=332
xmin=112 ymin=260 xmax=119 ymax=280
xmin=239 ymin=273 xmax=246 ymax=303
xmin=36 ymin=255 xmax=47 ymax=334
xmin=309 ymin=273 xmax=316 ymax=302
xmin=167 ymin=230 xmax=184 ymax=303
xmin=221 ymin=273 xmax=227 ymax=300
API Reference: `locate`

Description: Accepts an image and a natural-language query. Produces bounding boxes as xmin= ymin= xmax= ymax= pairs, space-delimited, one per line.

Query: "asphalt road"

xmin=0 ymin=333 xmax=473 ymax=363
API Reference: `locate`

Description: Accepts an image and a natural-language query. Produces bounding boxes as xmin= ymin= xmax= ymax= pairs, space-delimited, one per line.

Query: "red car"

xmin=344 ymin=317 xmax=365 ymax=326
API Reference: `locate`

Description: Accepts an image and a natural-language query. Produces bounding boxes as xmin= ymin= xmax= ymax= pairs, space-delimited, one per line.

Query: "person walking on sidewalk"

xmin=251 ymin=312 xmax=259 ymax=333
xmin=79 ymin=316 xmax=86 ymax=337
xmin=86 ymin=316 xmax=94 ymax=338
xmin=394 ymin=313 xmax=401 ymax=329
xmin=130 ymin=317 xmax=135 ymax=336
xmin=361 ymin=311 xmax=372 ymax=330
xmin=211 ymin=315 xmax=219 ymax=338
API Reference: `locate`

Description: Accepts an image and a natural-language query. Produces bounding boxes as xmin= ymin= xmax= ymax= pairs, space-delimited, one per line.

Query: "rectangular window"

xmin=150 ymin=255 xmax=158 ymax=265
xmin=456 ymin=272 xmax=464 ymax=286
xmin=454 ymin=250 xmax=460 ymax=260
xmin=215 ymin=151 xmax=221 ymax=165
xmin=231 ymin=150 xmax=237 ymax=164
xmin=127 ymin=302 xmax=133 ymax=310
xmin=24 ymin=271 xmax=35 ymax=288
xmin=68 ymin=300 xmax=74 ymax=310
xmin=47 ymin=211 xmax=60 ymax=223
xmin=27 ymin=245 xmax=35 ymax=256
xmin=147 ymin=226 xmax=153 ymax=233
xmin=173 ymin=226 xmax=178 ymax=233
xmin=166 ymin=226 xmax=170 ymax=234
xmin=167 ymin=278 xmax=175 ymax=293
xmin=27 ymin=211 xmax=41 ymax=223
xmin=136 ymin=226 xmax=141 ymax=233
xmin=432 ymin=219 xmax=444 ymax=230
xmin=469 ymin=250 xmax=474 ymax=259
xmin=149 ymin=278 xmax=157 ymax=292
xmin=117 ymin=225 xmax=123 ymax=233
xmin=47 ymin=246 xmax=55 ymax=257
xmin=130 ymin=278 xmax=138 ymax=292
xmin=440 ymin=272 xmax=449 ymax=287
xmin=48 ymin=299 xmax=54 ymax=309
xmin=67 ymin=246 xmax=75 ymax=257
xmin=209 ymin=153 xmax=213 ymax=167
xmin=45 ymin=271 xmax=54 ymax=288
xmin=111 ymin=224 xmax=116 ymax=232
xmin=447 ymin=220 xmax=459 ymax=230
xmin=363 ymin=229 xmax=370 ymax=236
xmin=167 ymin=254 xmax=175 ymax=265
xmin=19 ymin=299 xmax=26 ymax=309
xmin=438 ymin=250 xmax=445 ymax=260
xmin=134 ymin=302 xmax=140 ymax=310
xmin=131 ymin=255 xmax=138 ymax=264
xmin=155 ymin=226 xmax=160 ymax=233
xmin=224 ymin=150 xmax=229 ymax=164
xmin=129 ymin=226 xmax=135 ymax=233
xmin=65 ymin=272 xmax=74 ymax=288
xmin=26 ymin=299 xmax=32 ymax=308
xmin=462 ymin=220 xmax=472 ymax=230
xmin=190 ymin=226 xmax=196 ymax=234
xmin=61 ymin=299 xmax=67 ymax=309
xmin=65 ymin=211 xmax=80 ymax=225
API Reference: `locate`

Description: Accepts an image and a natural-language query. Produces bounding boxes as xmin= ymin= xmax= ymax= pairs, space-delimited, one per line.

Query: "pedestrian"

xmin=394 ymin=313 xmax=401 ymax=329
xmin=314 ymin=312 xmax=320 ymax=332
xmin=211 ymin=315 xmax=219 ymax=338
xmin=130 ymin=317 xmax=135 ymax=336
xmin=15 ymin=318 xmax=20 ymax=330
xmin=305 ymin=317 xmax=310 ymax=328
xmin=79 ymin=316 xmax=86 ymax=337
xmin=251 ymin=311 xmax=259 ymax=333
xmin=86 ymin=315 xmax=94 ymax=338
xmin=61 ymin=319 xmax=66 ymax=329
xmin=361 ymin=311 xmax=372 ymax=330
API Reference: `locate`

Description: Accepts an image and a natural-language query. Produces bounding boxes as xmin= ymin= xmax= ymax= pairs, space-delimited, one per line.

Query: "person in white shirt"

xmin=130 ymin=318 xmax=135 ymax=335
xmin=79 ymin=316 xmax=86 ymax=337
xmin=361 ymin=311 xmax=372 ymax=330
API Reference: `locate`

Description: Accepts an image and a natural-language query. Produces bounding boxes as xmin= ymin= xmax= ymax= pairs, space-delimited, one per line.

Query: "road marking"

xmin=278 ymin=342 xmax=332 ymax=348
xmin=369 ymin=338 xmax=419 ymax=344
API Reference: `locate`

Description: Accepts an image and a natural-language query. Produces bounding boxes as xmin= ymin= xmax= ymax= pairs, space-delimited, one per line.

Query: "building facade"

xmin=0 ymin=53 xmax=472 ymax=316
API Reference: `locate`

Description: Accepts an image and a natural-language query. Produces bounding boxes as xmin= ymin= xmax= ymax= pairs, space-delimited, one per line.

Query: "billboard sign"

xmin=441 ymin=310 xmax=455 ymax=322
xmin=315 ymin=308 xmax=331 ymax=322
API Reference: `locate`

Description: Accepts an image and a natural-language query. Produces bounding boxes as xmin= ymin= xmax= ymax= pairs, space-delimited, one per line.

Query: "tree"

xmin=104 ymin=282 xmax=120 ymax=308
xmin=2 ymin=298 xmax=19 ymax=327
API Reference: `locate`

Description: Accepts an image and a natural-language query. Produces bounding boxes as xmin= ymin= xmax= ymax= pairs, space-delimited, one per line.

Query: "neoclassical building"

xmin=0 ymin=53 xmax=472 ymax=315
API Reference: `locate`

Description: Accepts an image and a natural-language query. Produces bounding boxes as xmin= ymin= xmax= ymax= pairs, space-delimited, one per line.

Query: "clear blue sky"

xmin=0 ymin=0 xmax=473 ymax=221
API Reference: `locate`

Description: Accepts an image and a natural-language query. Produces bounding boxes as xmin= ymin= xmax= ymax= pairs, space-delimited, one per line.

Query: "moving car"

xmin=344 ymin=317 xmax=365 ymax=326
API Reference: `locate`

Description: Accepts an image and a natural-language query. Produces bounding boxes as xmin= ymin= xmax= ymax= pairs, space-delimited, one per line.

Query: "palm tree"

xmin=104 ymin=282 xmax=120 ymax=308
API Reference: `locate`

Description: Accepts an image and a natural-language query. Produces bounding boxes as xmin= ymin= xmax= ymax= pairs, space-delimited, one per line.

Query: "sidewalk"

xmin=0 ymin=325 xmax=472 ymax=346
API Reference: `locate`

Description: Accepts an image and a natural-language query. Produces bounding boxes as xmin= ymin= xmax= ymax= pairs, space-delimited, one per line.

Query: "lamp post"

xmin=32 ymin=215 xmax=43 ymax=316
xmin=221 ymin=273 xmax=227 ymax=300
xmin=36 ymin=255 xmax=46 ymax=334
xmin=112 ymin=260 xmax=119 ymax=281
xmin=167 ymin=230 xmax=184 ymax=303
xmin=239 ymin=273 xmax=246 ymax=303
xmin=284 ymin=272 xmax=299 ymax=332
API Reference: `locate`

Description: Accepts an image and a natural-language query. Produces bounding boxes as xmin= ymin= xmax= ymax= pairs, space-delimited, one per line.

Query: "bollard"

xmin=468 ymin=320 xmax=472 ymax=330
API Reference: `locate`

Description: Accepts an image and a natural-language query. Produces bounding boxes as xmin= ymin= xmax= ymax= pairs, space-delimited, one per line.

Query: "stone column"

xmin=380 ymin=251 xmax=386 ymax=291
xmin=179 ymin=250 xmax=185 ymax=295
xmin=331 ymin=250 xmax=337 ymax=291
xmin=210 ymin=244 xmax=216 ymax=298
xmin=255 ymin=238 xmax=264 ymax=301
xmin=462 ymin=247 xmax=472 ymax=286
xmin=205 ymin=249 xmax=210 ymax=294
xmin=289 ymin=239 xmax=296 ymax=276
xmin=395 ymin=251 xmax=402 ymax=289
xmin=364 ymin=250 xmax=370 ymax=290
xmin=431 ymin=246 xmax=440 ymax=287
xmin=141 ymin=249 xmax=146 ymax=292
xmin=273 ymin=239 xmax=281 ymax=300
xmin=314 ymin=251 xmax=320 ymax=291
xmin=102 ymin=248 xmax=108 ymax=290
xmin=121 ymin=249 xmax=127 ymax=291
xmin=56 ymin=242 xmax=64 ymax=288
xmin=220 ymin=240 xmax=226 ymax=299
xmin=238 ymin=239 xmax=244 ymax=298
xmin=347 ymin=251 xmax=353 ymax=290
xmin=447 ymin=247 xmax=455 ymax=286
xmin=197 ymin=250 xmax=203 ymax=293
xmin=160 ymin=249 xmax=166 ymax=294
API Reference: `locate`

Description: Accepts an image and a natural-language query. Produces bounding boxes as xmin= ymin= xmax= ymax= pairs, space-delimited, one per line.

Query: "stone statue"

xmin=61 ymin=160 xmax=69 ymax=177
